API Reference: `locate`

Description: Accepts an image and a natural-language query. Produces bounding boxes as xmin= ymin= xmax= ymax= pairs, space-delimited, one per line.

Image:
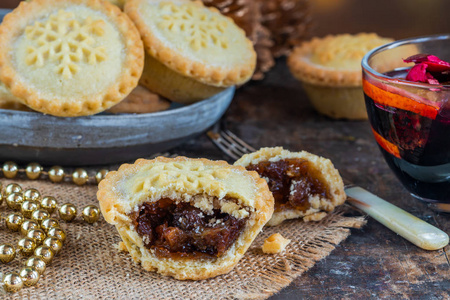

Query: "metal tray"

xmin=0 ymin=88 xmax=234 ymax=166
xmin=0 ymin=9 xmax=234 ymax=166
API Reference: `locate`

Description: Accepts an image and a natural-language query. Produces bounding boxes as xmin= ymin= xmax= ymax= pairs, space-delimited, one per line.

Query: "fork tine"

xmin=218 ymin=132 xmax=251 ymax=158
xmin=207 ymin=131 xmax=241 ymax=160
xmin=222 ymin=129 xmax=257 ymax=153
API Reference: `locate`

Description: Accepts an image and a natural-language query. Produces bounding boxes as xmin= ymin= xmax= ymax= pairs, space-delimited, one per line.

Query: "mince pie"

xmin=106 ymin=85 xmax=171 ymax=114
xmin=288 ymin=33 xmax=393 ymax=120
xmin=125 ymin=0 xmax=256 ymax=103
xmin=0 ymin=0 xmax=144 ymax=117
xmin=235 ymin=147 xmax=346 ymax=226
xmin=97 ymin=157 xmax=274 ymax=280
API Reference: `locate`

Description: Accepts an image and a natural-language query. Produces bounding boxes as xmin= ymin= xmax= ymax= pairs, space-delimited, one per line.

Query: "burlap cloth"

xmin=0 ymin=178 xmax=366 ymax=299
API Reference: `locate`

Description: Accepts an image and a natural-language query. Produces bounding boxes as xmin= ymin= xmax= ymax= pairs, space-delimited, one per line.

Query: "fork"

xmin=206 ymin=123 xmax=449 ymax=251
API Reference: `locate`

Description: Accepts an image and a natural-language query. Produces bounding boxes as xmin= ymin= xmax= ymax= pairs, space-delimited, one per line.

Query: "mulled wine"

xmin=364 ymin=70 xmax=450 ymax=202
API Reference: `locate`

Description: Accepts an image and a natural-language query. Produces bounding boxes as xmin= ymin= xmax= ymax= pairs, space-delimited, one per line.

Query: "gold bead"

xmin=17 ymin=237 xmax=37 ymax=257
xmin=2 ymin=161 xmax=18 ymax=179
xmin=27 ymin=229 xmax=47 ymax=245
xmin=25 ymin=163 xmax=43 ymax=180
xmin=24 ymin=256 xmax=46 ymax=275
xmin=0 ymin=192 xmax=3 ymax=206
xmin=5 ymin=192 xmax=24 ymax=210
xmin=43 ymin=237 xmax=63 ymax=256
xmin=19 ymin=266 xmax=40 ymax=287
xmin=5 ymin=213 xmax=24 ymax=231
xmin=59 ymin=203 xmax=77 ymax=222
xmin=47 ymin=227 xmax=66 ymax=244
xmin=95 ymin=169 xmax=109 ymax=184
xmin=72 ymin=168 xmax=89 ymax=185
xmin=2 ymin=272 xmax=23 ymax=293
xmin=48 ymin=166 xmax=65 ymax=183
xmin=31 ymin=209 xmax=50 ymax=225
xmin=23 ymin=188 xmax=41 ymax=202
xmin=4 ymin=183 xmax=22 ymax=196
xmin=82 ymin=205 xmax=100 ymax=224
xmin=21 ymin=200 xmax=40 ymax=218
xmin=20 ymin=220 xmax=40 ymax=236
xmin=41 ymin=196 xmax=58 ymax=214
xmin=0 ymin=244 xmax=16 ymax=263
xmin=40 ymin=218 xmax=60 ymax=233
xmin=34 ymin=246 xmax=54 ymax=264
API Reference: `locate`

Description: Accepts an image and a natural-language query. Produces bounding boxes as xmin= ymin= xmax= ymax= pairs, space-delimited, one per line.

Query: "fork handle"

xmin=345 ymin=186 xmax=449 ymax=250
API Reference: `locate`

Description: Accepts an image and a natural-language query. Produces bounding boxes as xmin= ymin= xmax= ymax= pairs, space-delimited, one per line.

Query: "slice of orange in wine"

xmin=371 ymin=127 xmax=400 ymax=159
xmin=363 ymin=79 xmax=440 ymax=120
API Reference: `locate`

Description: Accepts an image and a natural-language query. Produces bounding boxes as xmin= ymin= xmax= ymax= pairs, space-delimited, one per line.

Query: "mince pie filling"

xmin=131 ymin=198 xmax=247 ymax=259
xmin=246 ymin=158 xmax=330 ymax=212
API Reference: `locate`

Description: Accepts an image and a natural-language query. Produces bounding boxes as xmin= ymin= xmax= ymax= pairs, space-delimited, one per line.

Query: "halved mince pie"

xmin=97 ymin=157 xmax=274 ymax=280
xmin=235 ymin=147 xmax=346 ymax=226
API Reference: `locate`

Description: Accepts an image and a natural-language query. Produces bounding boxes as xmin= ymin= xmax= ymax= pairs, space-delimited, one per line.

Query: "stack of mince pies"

xmin=0 ymin=0 xmax=256 ymax=117
xmin=97 ymin=147 xmax=346 ymax=280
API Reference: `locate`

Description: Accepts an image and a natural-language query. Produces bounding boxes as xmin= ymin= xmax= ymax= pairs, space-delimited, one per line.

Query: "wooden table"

xmin=1 ymin=0 xmax=449 ymax=298
xmin=172 ymin=1 xmax=450 ymax=297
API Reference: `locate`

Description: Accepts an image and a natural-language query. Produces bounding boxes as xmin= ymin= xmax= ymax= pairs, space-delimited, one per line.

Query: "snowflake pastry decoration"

xmin=25 ymin=10 xmax=108 ymax=79
xmin=157 ymin=2 xmax=229 ymax=51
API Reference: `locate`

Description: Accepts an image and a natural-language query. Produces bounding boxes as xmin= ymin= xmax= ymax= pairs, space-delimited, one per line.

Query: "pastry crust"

xmin=288 ymin=33 xmax=393 ymax=87
xmin=139 ymin=52 xmax=226 ymax=104
xmin=97 ymin=156 xmax=274 ymax=280
xmin=125 ymin=0 xmax=256 ymax=88
xmin=0 ymin=81 xmax=31 ymax=111
xmin=235 ymin=147 xmax=346 ymax=226
xmin=106 ymin=85 xmax=171 ymax=114
xmin=106 ymin=0 xmax=126 ymax=9
xmin=0 ymin=0 xmax=144 ymax=117
xmin=262 ymin=233 xmax=291 ymax=254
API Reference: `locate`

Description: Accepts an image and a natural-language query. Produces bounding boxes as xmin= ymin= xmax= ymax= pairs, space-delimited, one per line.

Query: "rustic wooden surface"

xmin=173 ymin=60 xmax=450 ymax=299
xmin=1 ymin=0 xmax=450 ymax=299
xmin=172 ymin=1 xmax=450 ymax=297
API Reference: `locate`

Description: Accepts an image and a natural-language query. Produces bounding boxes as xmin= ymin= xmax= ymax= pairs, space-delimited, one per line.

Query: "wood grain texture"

xmin=171 ymin=61 xmax=450 ymax=298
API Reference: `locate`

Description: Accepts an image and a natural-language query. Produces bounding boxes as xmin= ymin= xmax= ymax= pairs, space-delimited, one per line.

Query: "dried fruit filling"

xmin=246 ymin=159 xmax=329 ymax=212
xmin=131 ymin=198 xmax=247 ymax=259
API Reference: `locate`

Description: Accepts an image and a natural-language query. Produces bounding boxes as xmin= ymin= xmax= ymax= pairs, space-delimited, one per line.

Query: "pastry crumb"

xmin=262 ymin=233 xmax=291 ymax=254
xmin=303 ymin=212 xmax=328 ymax=222
xmin=118 ymin=241 xmax=128 ymax=252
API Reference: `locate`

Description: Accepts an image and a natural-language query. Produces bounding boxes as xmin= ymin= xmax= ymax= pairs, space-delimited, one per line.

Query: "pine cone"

xmin=259 ymin=0 xmax=312 ymax=57
xmin=202 ymin=0 xmax=274 ymax=80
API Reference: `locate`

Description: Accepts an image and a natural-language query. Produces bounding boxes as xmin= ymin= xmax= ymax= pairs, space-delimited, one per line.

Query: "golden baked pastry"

xmin=125 ymin=0 xmax=256 ymax=103
xmin=262 ymin=233 xmax=291 ymax=254
xmin=106 ymin=85 xmax=171 ymax=114
xmin=235 ymin=147 xmax=346 ymax=226
xmin=106 ymin=0 xmax=126 ymax=9
xmin=0 ymin=0 xmax=144 ymax=117
xmin=0 ymin=81 xmax=31 ymax=111
xmin=288 ymin=33 xmax=393 ymax=120
xmin=97 ymin=157 xmax=274 ymax=280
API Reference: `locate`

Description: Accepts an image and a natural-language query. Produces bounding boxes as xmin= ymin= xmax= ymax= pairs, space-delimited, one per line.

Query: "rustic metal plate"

xmin=0 ymin=87 xmax=234 ymax=166
xmin=0 ymin=9 xmax=234 ymax=165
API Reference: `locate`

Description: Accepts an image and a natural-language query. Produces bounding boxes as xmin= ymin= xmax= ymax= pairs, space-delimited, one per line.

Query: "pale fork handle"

xmin=345 ymin=186 xmax=449 ymax=250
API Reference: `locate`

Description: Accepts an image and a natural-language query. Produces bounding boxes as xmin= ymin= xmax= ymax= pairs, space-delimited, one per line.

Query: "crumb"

xmin=303 ymin=212 xmax=327 ymax=222
xmin=118 ymin=241 xmax=128 ymax=252
xmin=262 ymin=233 xmax=291 ymax=254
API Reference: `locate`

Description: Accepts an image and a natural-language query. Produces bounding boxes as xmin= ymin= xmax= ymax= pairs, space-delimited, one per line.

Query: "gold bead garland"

xmin=0 ymin=161 xmax=109 ymax=186
xmin=0 ymin=182 xmax=102 ymax=293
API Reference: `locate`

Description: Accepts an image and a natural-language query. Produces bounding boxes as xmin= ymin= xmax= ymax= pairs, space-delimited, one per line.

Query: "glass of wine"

xmin=361 ymin=34 xmax=450 ymax=211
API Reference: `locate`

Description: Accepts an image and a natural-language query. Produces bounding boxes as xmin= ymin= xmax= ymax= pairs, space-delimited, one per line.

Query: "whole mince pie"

xmin=235 ymin=147 xmax=346 ymax=226
xmin=124 ymin=0 xmax=256 ymax=104
xmin=97 ymin=157 xmax=274 ymax=280
xmin=0 ymin=0 xmax=144 ymax=117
